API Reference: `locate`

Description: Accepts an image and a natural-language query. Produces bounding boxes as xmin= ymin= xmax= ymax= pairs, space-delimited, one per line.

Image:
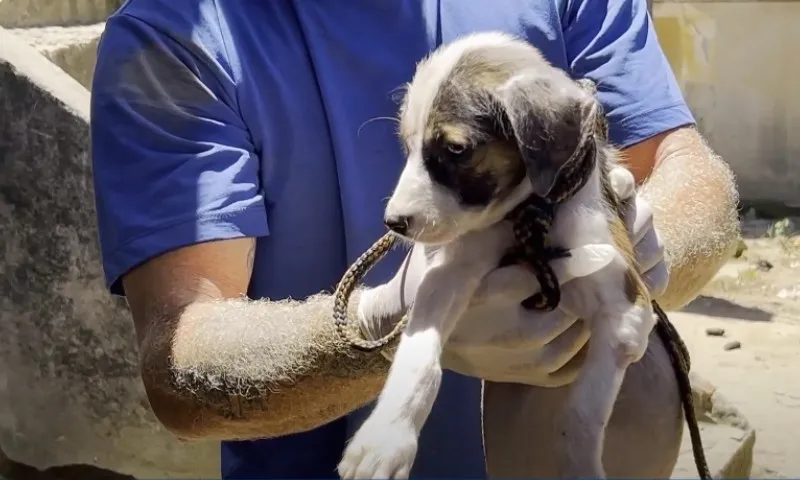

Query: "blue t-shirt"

xmin=91 ymin=1 xmax=693 ymax=478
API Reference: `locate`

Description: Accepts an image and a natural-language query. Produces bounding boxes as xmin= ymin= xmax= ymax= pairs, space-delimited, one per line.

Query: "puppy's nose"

xmin=384 ymin=215 xmax=411 ymax=235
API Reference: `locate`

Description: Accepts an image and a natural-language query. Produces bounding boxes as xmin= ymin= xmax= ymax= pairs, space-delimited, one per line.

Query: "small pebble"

xmin=755 ymin=259 xmax=773 ymax=271
xmin=723 ymin=340 xmax=742 ymax=351
xmin=705 ymin=327 xmax=725 ymax=337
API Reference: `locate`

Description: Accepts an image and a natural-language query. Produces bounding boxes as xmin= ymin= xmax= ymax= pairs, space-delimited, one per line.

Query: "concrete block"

xmin=10 ymin=23 xmax=103 ymax=90
xmin=0 ymin=26 xmax=219 ymax=479
xmin=672 ymin=373 xmax=755 ymax=479
xmin=0 ymin=0 xmax=122 ymax=28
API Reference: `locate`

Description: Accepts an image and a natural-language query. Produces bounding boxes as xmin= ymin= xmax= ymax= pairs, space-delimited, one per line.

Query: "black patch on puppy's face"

xmin=422 ymin=134 xmax=494 ymax=206
xmin=421 ymin=86 xmax=524 ymax=208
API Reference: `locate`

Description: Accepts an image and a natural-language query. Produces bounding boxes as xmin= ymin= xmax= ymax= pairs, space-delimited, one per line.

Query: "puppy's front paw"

xmin=338 ymin=418 xmax=418 ymax=479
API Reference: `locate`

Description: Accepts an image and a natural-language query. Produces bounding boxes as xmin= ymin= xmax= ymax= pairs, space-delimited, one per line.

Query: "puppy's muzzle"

xmin=384 ymin=215 xmax=411 ymax=236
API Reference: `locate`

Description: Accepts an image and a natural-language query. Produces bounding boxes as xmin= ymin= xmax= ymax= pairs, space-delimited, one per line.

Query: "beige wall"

xmin=653 ymin=0 xmax=800 ymax=207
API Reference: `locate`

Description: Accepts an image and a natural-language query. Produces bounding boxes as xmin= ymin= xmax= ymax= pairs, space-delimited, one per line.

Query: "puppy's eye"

xmin=446 ymin=143 xmax=468 ymax=155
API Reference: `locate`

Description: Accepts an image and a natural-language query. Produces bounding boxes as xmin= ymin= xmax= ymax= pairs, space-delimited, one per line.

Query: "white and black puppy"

xmin=338 ymin=32 xmax=654 ymax=479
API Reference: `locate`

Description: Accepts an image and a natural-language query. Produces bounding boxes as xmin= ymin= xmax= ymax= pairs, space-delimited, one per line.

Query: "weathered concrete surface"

xmin=0 ymin=27 xmax=219 ymax=479
xmin=10 ymin=23 xmax=103 ymax=90
xmin=653 ymin=1 xmax=800 ymax=208
xmin=0 ymin=446 xmax=134 ymax=480
xmin=672 ymin=373 xmax=756 ymax=479
xmin=0 ymin=0 xmax=122 ymax=28
xmin=671 ymin=307 xmax=800 ymax=477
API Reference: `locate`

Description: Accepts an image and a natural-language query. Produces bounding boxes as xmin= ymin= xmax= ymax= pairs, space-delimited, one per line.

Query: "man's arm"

xmin=562 ymin=0 xmax=740 ymax=310
xmin=123 ymin=238 xmax=388 ymax=440
xmin=92 ymin=11 xmax=388 ymax=440
xmin=623 ymin=127 xmax=740 ymax=309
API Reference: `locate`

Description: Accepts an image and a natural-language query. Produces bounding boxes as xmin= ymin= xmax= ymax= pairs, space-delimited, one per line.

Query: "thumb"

xmin=625 ymin=195 xmax=655 ymax=245
xmin=474 ymin=244 xmax=618 ymax=304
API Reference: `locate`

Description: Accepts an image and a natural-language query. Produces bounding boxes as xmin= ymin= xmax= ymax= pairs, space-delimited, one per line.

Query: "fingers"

xmin=544 ymin=341 xmax=589 ymax=384
xmin=534 ymin=320 xmax=589 ymax=373
xmin=629 ymin=213 xmax=669 ymax=297
xmin=474 ymin=245 xmax=618 ymax=305
xmin=486 ymin=308 xmax=579 ymax=350
xmin=623 ymin=194 xmax=654 ymax=245
xmin=634 ymin=225 xmax=665 ymax=273
xmin=449 ymin=319 xmax=589 ymax=385
xmin=642 ymin=259 xmax=669 ymax=298
xmin=623 ymin=194 xmax=669 ymax=297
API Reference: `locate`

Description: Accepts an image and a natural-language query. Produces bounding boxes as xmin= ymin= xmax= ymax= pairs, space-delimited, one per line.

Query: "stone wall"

xmin=1 ymin=0 xmax=116 ymax=89
xmin=653 ymin=0 xmax=800 ymax=210
xmin=0 ymin=3 xmax=221 ymax=478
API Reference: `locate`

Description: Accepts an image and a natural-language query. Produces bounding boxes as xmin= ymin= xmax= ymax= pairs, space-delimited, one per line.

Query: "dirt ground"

xmin=675 ymin=213 xmax=800 ymax=478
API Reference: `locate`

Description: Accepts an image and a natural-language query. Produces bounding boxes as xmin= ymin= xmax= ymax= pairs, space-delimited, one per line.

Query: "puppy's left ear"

xmin=495 ymin=69 xmax=597 ymax=197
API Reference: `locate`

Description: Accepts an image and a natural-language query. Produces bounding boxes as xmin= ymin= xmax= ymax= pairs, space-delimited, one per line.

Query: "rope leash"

xmin=332 ymin=233 xmax=404 ymax=351
xmin=653 ymin=301 xmax=712 ymax=479
xmin=332 ymin=85 xmax=711 ymax=480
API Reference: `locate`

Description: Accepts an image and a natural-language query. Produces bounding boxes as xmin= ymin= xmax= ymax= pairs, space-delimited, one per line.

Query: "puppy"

xmin=338 ymin=32 xmax=653 ymax=479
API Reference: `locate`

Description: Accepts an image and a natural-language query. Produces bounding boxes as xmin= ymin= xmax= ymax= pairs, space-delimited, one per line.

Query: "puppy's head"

xmin=385 ymin=32 xmax=597 ymax=244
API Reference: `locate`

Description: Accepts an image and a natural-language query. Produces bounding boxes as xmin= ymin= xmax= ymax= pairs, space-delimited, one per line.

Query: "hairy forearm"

xmin=639 ymin=127 xmax=740 ymax=309
xmin=140 ymin=291 xmax=390 ymax=440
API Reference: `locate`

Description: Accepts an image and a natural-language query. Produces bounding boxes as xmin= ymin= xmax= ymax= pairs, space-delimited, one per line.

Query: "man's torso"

xmin=117 ymin=1 xmax=572 ymax=477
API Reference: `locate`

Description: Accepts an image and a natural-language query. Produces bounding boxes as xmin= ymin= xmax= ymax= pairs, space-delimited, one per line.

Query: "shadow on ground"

xmin=0 ymin=448 xmax=133 ymax=480
xmin=681 ymin=295 xmax=774 ymax=322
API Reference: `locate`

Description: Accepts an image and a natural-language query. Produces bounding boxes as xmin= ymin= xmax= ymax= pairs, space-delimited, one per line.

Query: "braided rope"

xmin=332 ymin=233 xmax=407 ymax=352
xmin=653 ymin=302 xmax=712 ymax=479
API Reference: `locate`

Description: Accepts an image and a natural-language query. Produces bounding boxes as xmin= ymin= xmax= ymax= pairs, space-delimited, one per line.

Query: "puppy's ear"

xmin=495 ymin=70 xmax=597 ymax=197
xmin=576 ymin=78 xmax=609 ymax=140
xmin=575 ymin=77 xmax=598 ymax=96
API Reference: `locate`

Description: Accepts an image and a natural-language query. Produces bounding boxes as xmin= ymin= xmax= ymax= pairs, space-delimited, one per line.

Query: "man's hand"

xmin=358 ymin=191 xmax=668 ymax=386
xmin=623 ymin=194 xmax=669 ymax=299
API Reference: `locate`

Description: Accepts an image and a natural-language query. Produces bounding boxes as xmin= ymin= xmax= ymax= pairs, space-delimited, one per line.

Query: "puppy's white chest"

xmin=428 ymin=222 xmax=516 ymax=271
xmin=550 ymin=203 xmax=612 ymax=251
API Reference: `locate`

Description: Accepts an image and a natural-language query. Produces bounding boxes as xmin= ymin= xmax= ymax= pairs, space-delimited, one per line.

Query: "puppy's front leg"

xmin=339 ymin=262 xmax=480 ymax=479
xmin=556 ymin=259 xmax=654 ymax=479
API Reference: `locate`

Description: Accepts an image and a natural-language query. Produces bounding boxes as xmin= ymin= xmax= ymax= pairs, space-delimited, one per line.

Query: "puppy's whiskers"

xmin=389 ymin=83 xmax=410 ymax=105
xmin=358 ymin=116 xmax=400 ymax=137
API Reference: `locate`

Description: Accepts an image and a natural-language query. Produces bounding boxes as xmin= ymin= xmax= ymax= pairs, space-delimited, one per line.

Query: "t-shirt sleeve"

xmin=91 ymin=12 xmax=268 ymax=296
xmin=562 ymin=0 xmax=696 ymax=148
